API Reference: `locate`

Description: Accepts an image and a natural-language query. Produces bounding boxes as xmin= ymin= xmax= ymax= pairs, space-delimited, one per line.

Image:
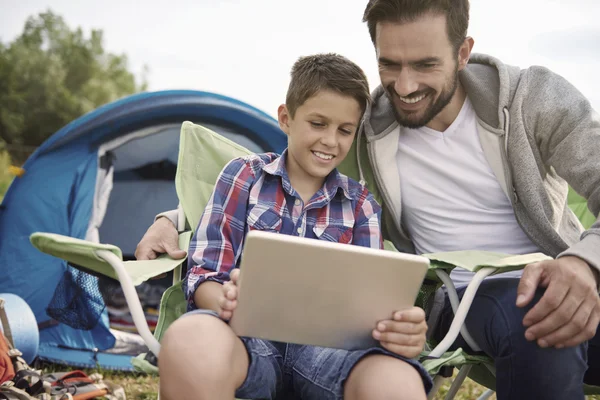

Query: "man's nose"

xmin=394 ymin=68 xmax=419 ymax=97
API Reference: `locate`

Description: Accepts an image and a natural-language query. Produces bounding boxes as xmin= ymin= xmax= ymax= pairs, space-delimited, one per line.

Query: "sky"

xmin=1 ymin=0 xmax=599 ymax=118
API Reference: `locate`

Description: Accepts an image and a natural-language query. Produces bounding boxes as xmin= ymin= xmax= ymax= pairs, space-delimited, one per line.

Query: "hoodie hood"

xmin=362 ymin=53 xmax=523 ymax=141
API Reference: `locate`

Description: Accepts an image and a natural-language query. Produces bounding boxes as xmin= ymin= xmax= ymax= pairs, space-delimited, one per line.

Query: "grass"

xmin=33 ymin=363 xmax=600 ymax=399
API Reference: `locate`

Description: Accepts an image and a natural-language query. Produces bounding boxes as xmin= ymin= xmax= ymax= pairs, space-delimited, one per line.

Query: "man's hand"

xmin=135 ymin=217 xmax=187 ymax=260
xmin=218 ymin=269 xmax=240 ymax=320
xmin=516 ymin=256 xmax=600 ymax=348
xmin=372 ymin=307 xmax=427 ymax=358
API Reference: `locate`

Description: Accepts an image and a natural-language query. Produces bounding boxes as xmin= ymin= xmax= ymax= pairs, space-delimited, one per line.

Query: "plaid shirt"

xmin=184 ymin=150 xmax=383 ymax=309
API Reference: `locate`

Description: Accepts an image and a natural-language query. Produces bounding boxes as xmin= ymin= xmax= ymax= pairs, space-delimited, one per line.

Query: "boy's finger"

xmin=224 ymin=285 xmax=238 ymax=300
xmin=219 ymin=310 xmax=232 ymax=321
xmin=379 ymin=341 xmax=422 ymax=359
xmin=374 ymin=330 xmax=424 ymax=347
xmin=377 ymin=320 xmax=427 ymax=335
xmin=230 ymin=269 xmax=241 ymax=283
xmin=223 ymin=300 xmax=237 ymax=311
xmin=393 ymin=307 xmax=425 ymax=322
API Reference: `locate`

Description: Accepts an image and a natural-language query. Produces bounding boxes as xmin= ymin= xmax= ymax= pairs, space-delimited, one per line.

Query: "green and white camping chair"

xmin=29 ymin=121 xmax=252 ymax=369
xmin=420 ymin=203 xmax=599 ymax=400
xmin=30 ymin=121 xmax=599 ymax=399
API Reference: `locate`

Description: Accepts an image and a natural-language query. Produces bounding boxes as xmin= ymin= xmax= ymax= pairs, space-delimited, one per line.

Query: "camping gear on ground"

xmin=0 ymin=90 xmax=286 ymax=370
xmin=1 ymin=295 xmax=125 ymax=400
xmin=0 ymin=295 xmax=39 ymax=365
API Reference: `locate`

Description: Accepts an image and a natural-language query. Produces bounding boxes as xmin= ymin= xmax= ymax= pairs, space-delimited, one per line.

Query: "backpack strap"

xmin=0 ymin=300 xmax=14 ymax=349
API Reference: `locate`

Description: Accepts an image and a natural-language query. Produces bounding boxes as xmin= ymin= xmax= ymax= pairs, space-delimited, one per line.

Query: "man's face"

xmin=376 ymin=14 xmax=463 ymax=129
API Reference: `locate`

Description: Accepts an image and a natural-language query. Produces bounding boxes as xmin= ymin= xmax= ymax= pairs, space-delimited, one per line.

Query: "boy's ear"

xmin=277 ymin=104 xmax=291 ymax=135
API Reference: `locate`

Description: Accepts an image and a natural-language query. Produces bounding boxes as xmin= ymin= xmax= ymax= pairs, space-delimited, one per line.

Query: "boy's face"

xmin=278 ymin=90 xmax=362 ymax=188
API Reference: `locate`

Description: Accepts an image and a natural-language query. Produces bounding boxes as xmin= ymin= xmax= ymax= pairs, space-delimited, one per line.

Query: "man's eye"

xmin=419 ymin=63 xmax=436 ymax=69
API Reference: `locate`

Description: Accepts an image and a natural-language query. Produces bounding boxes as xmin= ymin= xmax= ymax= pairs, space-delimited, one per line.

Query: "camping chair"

xmin=30 ymin=121 xmax=599 ymax=399
xmin=418 ymin=193 xmax=599 ymax=400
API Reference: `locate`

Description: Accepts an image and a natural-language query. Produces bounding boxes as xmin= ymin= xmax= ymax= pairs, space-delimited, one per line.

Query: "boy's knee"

xmin=160 ymin=314 xmax=237 ymax=370
xmin=159 ymin=314 xmax=247 ymax=400
xmin=344 ymin=355 xmax=426 ymax=400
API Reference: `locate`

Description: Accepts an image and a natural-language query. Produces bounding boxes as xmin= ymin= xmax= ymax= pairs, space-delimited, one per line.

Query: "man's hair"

xmin=362 ymin=0 xmax=470 ymax=53
xmin=286 ymin=53 xmax=371 ymax=118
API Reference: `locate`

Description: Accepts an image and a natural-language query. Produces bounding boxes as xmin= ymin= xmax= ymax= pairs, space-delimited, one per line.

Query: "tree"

xmin=0 ymin=10 xmax=148 ymax=164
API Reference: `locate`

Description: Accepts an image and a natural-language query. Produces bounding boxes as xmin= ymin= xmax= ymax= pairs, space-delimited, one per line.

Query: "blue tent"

xmin=0 ymin=90 xmax=286 ymax=370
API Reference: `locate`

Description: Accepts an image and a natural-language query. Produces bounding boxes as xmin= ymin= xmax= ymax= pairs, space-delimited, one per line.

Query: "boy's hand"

xmin=372 ymin=307 xmax=427 ymax=359
xmin=218 ymin=269 xmax=241 ymax=320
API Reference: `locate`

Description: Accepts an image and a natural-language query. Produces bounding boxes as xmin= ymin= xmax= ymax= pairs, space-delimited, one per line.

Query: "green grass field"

xmin=39 ymin=364 xmax=600 ymax=399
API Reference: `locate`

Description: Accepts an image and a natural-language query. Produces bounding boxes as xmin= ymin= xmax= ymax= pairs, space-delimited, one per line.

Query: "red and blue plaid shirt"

xmin=184 ymin=150 xmax=383 ymax=309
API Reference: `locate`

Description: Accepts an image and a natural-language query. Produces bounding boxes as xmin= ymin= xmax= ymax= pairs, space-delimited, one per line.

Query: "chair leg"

xmin=444 ymin=365 xmax=472 ymax=400
xmin=476 ymin=389 xmax=495 ymax=400
xmin=435 ymin=270 xmax=481 ymax=352
xmin=429 ymin=267 xmax=496 ymax=358
xmin=96 ymin=249 xmax=162 ymax=357
xmin=427 ymin=375 xmax=447 ymax=400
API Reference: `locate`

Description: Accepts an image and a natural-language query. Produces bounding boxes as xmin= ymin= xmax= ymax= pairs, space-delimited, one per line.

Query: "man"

xmin=136 ymin=1 xmax=600 ymax=398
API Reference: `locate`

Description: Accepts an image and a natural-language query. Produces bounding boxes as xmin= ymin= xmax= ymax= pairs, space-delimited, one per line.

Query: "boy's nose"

xmin=320 ymin=129 xmax=338 ymax=147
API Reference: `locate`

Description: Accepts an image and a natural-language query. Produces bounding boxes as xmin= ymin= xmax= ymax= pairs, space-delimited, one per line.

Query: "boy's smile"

xmin=278 ymin=90 xmax=363 ymax=200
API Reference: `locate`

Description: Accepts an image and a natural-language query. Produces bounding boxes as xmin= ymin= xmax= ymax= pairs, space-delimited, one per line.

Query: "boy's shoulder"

xmin=228 ymin=152 xmax=280 ymax=177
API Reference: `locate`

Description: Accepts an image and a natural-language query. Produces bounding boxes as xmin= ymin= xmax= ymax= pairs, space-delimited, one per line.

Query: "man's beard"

xmin=385 ymin=65 xmax=459 ymax=129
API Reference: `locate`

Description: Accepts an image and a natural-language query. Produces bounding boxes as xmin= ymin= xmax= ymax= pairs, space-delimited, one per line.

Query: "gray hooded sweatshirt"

xmin=342 ymin=52 xmax=600 ymax=272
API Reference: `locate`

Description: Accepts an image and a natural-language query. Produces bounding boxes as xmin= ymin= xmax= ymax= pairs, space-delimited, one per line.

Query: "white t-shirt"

xmin=396 ymin=97 xmax=540 ymax=287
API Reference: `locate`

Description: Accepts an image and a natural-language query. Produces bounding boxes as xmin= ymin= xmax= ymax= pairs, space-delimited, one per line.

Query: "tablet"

xmin=229 ymin=230 xmax=429 ymax=350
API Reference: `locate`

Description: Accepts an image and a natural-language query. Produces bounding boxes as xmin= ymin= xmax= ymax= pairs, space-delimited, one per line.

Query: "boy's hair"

xmin=362 ymin=0 xmax=470 ymax=53
xmin=285 ymin=53 xmax=371 ymax=118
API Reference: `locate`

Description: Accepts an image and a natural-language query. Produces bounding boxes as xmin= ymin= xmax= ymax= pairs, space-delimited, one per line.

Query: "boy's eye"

xmin=340 ymin=128 xmax=353 ymax=135
xmin=310 ymin=121 xmax=325 ymax=128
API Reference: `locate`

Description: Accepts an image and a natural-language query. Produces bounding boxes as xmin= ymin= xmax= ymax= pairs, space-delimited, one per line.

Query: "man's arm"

xmin=135 ymin=215 xmax=186 ymax=260
xmin=156 ymin=209 xmax=180 ymax=229
xmin=183 ymin=157 xmax=254 ymax=311
xmin=516 ymin=67 xmax=600 ymax=348
xmin=524 ymin=66 xmax=600 ymax=269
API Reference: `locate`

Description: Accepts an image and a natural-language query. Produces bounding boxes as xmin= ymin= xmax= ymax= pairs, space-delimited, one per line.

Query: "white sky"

xmin=1 ymin=0 xmax=599 ymax=118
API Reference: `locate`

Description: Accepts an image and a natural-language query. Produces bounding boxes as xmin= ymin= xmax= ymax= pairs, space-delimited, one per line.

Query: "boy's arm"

xmin=183 ymin=157 xmax=254 ymax=311
xmin=351 ymin=188 xmax=384 ymax=250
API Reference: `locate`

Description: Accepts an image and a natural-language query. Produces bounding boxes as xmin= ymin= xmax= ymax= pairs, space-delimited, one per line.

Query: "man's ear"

xmin=457 ymin=36 xmax=475 ymax=71
xmin=277 ymin=104 xmax=291 ymax=135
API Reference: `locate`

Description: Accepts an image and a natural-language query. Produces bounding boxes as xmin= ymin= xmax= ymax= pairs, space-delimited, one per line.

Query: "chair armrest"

xmin=424 ymin=250 xmax=551 ymax=276
xmin=30 ymin=231 xmax=192 ymax=285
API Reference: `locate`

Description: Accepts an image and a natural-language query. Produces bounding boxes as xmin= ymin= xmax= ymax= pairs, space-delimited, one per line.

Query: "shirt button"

xmin=295 ymin=199 xmax=301 ymax=206
xmin=297 ymin=227 xmax=303 ymax=234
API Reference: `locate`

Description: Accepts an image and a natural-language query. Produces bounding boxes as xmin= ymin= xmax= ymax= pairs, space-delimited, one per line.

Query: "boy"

xmin=159 ymin=53 xmax=432 ymax=400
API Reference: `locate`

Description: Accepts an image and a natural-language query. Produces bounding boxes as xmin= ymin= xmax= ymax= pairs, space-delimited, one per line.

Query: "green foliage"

xmin=0 ymin=10 xmax=148 ymax=164
xmin=0 ymin=150 xmax=12 ymax=202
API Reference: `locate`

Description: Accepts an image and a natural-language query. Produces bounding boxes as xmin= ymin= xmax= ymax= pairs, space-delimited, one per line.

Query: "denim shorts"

xmin=184 ymin=309 xmax=432 ymax=399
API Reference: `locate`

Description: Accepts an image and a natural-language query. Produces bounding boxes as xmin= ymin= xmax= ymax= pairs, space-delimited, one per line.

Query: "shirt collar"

xmin=262 ymin=149 xmax=354 ymax=201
